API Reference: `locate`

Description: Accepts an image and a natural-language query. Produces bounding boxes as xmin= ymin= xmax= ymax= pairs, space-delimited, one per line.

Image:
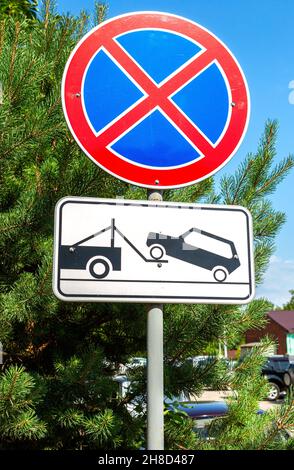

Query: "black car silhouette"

xmin=146 ymin=227 xmax=240 ymax=282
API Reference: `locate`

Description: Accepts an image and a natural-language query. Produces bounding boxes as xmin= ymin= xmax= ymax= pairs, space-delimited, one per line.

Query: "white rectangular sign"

xmin=53 ymin=197 xmax=255 ymax=304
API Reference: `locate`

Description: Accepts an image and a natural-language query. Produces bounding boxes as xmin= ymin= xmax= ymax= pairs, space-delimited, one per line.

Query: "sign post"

xmin=57 ymin=11 xmax=252 ymax=451
xmin=147 ymin=189 xmax=164 ymax=450
xmin=147 ymin=303 xmax=164 ymax=450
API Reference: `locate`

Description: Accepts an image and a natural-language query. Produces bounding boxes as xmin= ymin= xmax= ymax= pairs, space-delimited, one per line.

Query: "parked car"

xmin=173 ymin=400 xmax=228 ymax=419
xmin=186 ymin=356 xmax=236 ymax=377
xmin=262 ymin=355 xmax=294 ymax=401
xmin=167 ymin=400 xmax=228 ymax=439
xmin=186 ymin=356 xmax=215 ymax=367
xmin=126 ymin=357 xmax=147 ymax=369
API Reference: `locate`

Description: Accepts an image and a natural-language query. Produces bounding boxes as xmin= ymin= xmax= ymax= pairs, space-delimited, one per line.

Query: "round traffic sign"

xmin=62 ymin=12 xmax=250 ymax=189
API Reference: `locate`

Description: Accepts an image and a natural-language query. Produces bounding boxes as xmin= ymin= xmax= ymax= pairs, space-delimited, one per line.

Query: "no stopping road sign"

xmin=62 ymin=12 xmax=250 ymax=188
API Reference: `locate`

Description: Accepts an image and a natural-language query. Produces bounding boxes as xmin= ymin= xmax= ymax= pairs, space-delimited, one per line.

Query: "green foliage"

xmin=39 ymin=349 xmax=131 ymax=449
xmin=281 ymin=290 xmax=294 ymax=310
xmin=84 ymin=410 xmax=122 ymax=447
xmin=220 ymin=121 xmax=293 ymax=285
xmin=0 ymin=0 xmax=38 ymax=20
xmin=195 ymin=342 xmax=294 ymax=450
xmin=164 ymin=406 xmax=197 ymax=450
xmin=0 ymin=2 xmax=293 ymax=450
xmin=0 ymin=365 xmax=47 ymax=444
xmin=93 ymin=2 xmax=108 ymax=27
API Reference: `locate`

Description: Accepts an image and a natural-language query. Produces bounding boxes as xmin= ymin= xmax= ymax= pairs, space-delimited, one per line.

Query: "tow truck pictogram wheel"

xmin=150 ymin=245 xmax=165 ymax=260
xmin=89 ymin=258 xmax=110 ymax=279
xmin=213 ymin=267 xmax=228 ymax=282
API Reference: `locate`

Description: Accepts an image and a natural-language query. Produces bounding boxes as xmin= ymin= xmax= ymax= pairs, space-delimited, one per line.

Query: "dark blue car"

xmin=168 ymin=400 xmax=228 ymax=419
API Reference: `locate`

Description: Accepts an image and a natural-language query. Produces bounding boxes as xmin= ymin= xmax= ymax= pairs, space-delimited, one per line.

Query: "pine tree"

xmin=281 ymin=290 xmax=294 ymax=310
xmin=0 ymin=1 xmax=293 ymax=450
xmin=0 ymin=0 xmax=38 ymax=20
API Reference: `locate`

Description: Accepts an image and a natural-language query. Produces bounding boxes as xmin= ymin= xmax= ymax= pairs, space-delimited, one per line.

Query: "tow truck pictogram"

xmin=59 ymin=219 xmax=168 ymax=279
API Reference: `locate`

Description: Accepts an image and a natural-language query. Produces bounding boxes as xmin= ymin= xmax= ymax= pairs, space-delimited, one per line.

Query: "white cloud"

xmin=256 ymin=256 xmax=294 ymax=307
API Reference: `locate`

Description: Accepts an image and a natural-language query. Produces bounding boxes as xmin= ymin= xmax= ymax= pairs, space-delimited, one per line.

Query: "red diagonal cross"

xmin=96 ymin=37 xmax=216 ymax=155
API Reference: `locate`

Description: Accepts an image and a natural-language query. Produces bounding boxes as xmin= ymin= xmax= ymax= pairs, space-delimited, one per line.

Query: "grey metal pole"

xmin=147 ymin=189 xmax=164 ymax=450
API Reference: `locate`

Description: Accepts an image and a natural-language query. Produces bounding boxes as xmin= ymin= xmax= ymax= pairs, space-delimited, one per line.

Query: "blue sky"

xmin=56 ymin=0 xmax=294 ymax=306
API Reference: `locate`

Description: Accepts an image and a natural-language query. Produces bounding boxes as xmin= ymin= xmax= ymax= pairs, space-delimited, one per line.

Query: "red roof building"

xmin=245 ymin=311 xmax=294 ymax=355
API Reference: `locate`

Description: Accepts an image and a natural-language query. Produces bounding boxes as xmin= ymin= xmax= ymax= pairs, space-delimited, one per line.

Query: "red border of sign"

xmin=62 ymin=12 xmax=250 ymax=189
